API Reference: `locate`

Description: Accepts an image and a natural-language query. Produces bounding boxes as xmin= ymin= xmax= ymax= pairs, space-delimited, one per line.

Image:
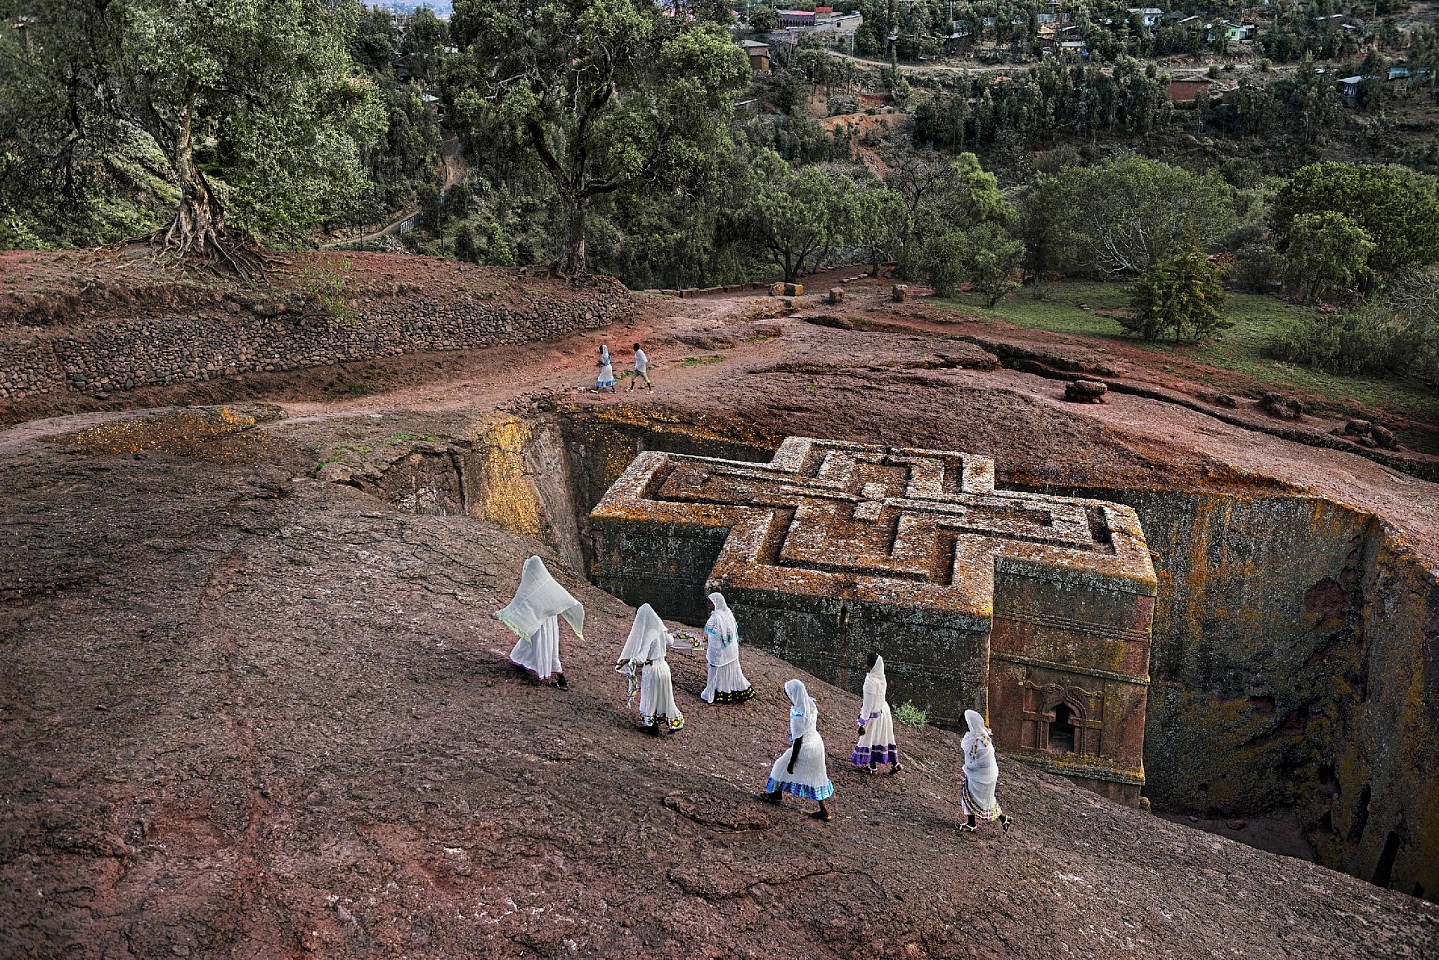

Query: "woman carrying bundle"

xmin=615 ymin=603 xmax=686 ymax=734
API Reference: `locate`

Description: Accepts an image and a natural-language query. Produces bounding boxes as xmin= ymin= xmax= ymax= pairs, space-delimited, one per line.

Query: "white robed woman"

xmin=615 ymin=604 xmax=686 ymax=734
xmin=958 ymin=709 xmax=1013 ymax=833
xmin=700 ymin=592 xmax=754 ymax=704
xmin=496 ymin=555 xmax=585 ymax=689
xmin=852 ymin=653 xmax=901 ymax=774
xmin=596 ymin=344 xmax=617 ymax=393
xmin=762 ymin=679 xmax=834 ymax=821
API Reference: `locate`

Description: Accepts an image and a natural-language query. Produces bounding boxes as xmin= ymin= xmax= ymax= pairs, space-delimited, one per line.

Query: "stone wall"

xmin=1051 ymin=484 xmax=1439 ymax=900
xmin=0 ymin=273 xmax=631 ymax=404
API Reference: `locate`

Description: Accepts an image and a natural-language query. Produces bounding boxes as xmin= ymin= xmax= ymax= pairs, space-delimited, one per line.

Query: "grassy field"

xmin=939 ymin=282 xmax=1439 ymax=452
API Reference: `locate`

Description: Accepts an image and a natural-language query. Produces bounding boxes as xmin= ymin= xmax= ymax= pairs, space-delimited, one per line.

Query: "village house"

xmin=740 ymin=39 xmax=770 ymax=74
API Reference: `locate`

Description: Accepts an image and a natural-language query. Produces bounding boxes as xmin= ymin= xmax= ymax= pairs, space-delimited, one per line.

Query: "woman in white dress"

xmin=700 ymin=592 xmax=754 ymax=704
xmin=615 ymin=603 xmax=685 ymax=734
xmin=596 ymin=344 xmax=617 ymax=393
xmin=852 ymin=653 xmax=901 ymax=774
xmin=496 ymin=555 xmax=585 ymax=689
xmin=762 ymin=679 xmax=834 ymax=821
xmin=958 ymin=708 xmax=1013 ymax=833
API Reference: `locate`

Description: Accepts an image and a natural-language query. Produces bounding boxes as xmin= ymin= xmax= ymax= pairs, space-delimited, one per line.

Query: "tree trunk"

xmin=555 ymin=195 xmax=586 ymax=279
xmin=157 ymin=87 xmax=228 ymax=261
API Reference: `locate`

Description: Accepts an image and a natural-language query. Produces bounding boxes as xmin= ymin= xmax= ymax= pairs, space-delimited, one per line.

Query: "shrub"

xmin=1123 ymin=250 xmax=1230 ymax=342
xmin=894 ymin=701 xmax=928 ymax=728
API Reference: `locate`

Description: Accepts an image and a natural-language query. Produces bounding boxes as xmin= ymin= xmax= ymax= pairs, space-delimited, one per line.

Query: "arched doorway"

xmin=1049 ymin=702 xmax=1077 ymax=754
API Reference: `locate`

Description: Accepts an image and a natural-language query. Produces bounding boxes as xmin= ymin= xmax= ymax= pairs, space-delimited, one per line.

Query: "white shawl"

xmin=962 ymin=709 xmax=999 ymax=804
xmin=860 ymin=655 xmax=887 ymax=720
xmin=704 ymin=592 xmax=740 ymax=667
xmin=497 ymin=556 xmax=585 ymax=640
xmin=786 ymin=679 xmax=818 ymax=740
xmin=616 ymin=603 xmax=669 ymax=667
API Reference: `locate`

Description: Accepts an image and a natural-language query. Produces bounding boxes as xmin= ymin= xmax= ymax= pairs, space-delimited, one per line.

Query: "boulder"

xmin=769 ymin=282 xmax=786 ymax=297
xmin=891 ymin=284 xmax=908 ymax=302
xmin=827 ymin=287 xmax=846 ymax=305
xmin=1064 ymin=378 xmax=1108 ymax=403
xmin=1259 ymin=392 xmax=1304 ymax=420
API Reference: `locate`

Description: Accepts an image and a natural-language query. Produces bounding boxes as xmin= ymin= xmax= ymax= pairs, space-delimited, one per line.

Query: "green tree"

xmin=735 ymin=152 xmax=854 ymax=282
xmin=850 ymin=185 xmax=906 ymax=276
xmin=959 ymin=221 xmax=1025 ymax=307
xmin=417 ymin=184 xmax=445 ymax=234
xmin=447 ymin=0 xmax=748 ymax=277
xmin=1125 ymin=250 xmax=1230 ymax=342
xmin=1273 ymin=163 xmax=1439 ymax=281
xmin=749 ymin=5 xmax=779 ymax=33
xmin=1047 ymin=157 xmax=1237 ymax=276
xmin=398 ymin=6 xmax=448 ymax=83
xmin=122 ymin=0 xmax=384 ymax=262
xmin=1283 ymin=211 xmax=1375 ymax=302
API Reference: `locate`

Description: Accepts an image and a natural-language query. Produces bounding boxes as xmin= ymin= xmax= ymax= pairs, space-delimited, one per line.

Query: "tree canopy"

xmin=0 ymin=0 xmax=386 ymax=264
xmin=445 ymin=0 xmax=748 ymax=277
xmin=1273 ymin=163 xmax=1439 ymax=281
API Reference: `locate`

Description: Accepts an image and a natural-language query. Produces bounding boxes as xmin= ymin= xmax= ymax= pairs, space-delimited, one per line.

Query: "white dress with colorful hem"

xmin=959 ymin=709 xmax=1003 ymax=821
xmin=700 ymin=593 xmax=754 ymax=704
xmin=852 ymin=656 xmax=899 ymax=768
xmin=766 ymin=680 xmax=834 ymax=801
xmin=617 ymin=604 xmax=685 ymax=731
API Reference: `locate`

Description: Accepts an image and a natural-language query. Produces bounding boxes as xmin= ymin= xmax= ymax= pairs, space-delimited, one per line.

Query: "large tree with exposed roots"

xmin=0 ymin=0 xmax=382 ymax=271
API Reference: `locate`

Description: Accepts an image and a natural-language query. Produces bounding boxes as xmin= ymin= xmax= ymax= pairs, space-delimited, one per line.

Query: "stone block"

xmin=827 ymin=287 xmax=846 ymax=305
xmin=1064 ymin=379 xmax=1108 ymax=403
xmin=892 ymin=284 xmax=908 ymax=302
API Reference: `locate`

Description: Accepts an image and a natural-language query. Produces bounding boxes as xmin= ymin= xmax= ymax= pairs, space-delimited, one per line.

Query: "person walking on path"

xmin=615 ymin=603 xmax=687 ymax=734
xmin=596 ymin=344 xmax=617 ymax=393
xmin=497 ymin=555 xmax=584 ymax=690
xmin=852 ymin=653 xmax=901 ymax=775
xmin=958 ymin=709 xmax=1013 ymax=833
xmin=761 ymin=679 xmax=834 ymax=821
xmin=700 ymin=592 xmax=754 ymax=704
xmin=628 ymin=342 xmax=653 ymax=391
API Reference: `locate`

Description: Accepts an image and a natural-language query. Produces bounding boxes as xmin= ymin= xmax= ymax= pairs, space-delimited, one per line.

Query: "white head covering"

xmin=616 ymin=603 xmax=667 ymax=667
xmin=707 ymin=592 xmax=738 ymax=646
xmin=600 ymin=344 xmax=611 ymax=362
xmin=785 ymin=678 xmax=818 ymax=740
xmin=866 ymin=654 xmax=886 ymax=682
xmin=962 ymin=708 xmax=998 ymax=787
xmin=496 ymin=556 xmax=585 ymax=640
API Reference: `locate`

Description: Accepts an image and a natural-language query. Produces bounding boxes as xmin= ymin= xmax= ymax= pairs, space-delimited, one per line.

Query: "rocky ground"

xmin=2 ymin=409 xmax=1437 ymax=959
xmin=3 ymin=259 xmax=1439 ymax=957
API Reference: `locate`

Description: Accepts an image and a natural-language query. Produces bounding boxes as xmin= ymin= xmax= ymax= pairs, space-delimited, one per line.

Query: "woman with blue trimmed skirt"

xmin=596 ymin=344 xmax=617 ymax=393
xmin=761 ymin=679 xmax=834 ymax=821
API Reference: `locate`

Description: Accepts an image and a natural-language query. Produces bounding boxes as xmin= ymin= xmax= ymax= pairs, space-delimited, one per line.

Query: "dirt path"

xmin=320 ymin=136 xmax=468 ymax=250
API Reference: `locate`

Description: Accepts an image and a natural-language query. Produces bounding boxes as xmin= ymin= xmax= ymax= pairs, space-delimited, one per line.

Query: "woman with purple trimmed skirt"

xmin=853 ymin=653 xmax=901 ymax=775
xmin=761 ymin=679 xmax=834 ymax=821
xmin=958 ymin=709 xmax=1013 ymax=833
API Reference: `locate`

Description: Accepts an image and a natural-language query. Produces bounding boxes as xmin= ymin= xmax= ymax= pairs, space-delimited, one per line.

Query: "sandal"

xmin=959 ymin=822 xmax=978 ymax=833
xmin=1001 ymin=815 xmax=1013 ymax=834
xmin=758 ymin=791 xmax=783 ymax=806
xmin=810 ymin=810 xmax=833 ymax=822
xmin=889 ymin=763 xmax=902 ymax=775
xmin=866 ymin=766 xmax=879 ymax=776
